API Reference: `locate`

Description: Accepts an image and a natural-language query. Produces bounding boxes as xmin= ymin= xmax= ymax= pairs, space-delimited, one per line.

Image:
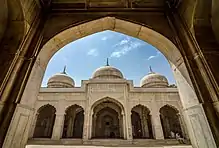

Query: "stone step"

xmin=26 ymin=145 xmax=192 ymax=148
xmin=27 ymin=139 xmax=192 ymax=147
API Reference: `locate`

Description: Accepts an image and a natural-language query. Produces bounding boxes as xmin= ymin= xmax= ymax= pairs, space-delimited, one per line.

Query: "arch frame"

xmin=5 ymin=16 xmax=217 ymax=148
xmin=36 ymin=103 xmax=57 ymax=114
xmin=159 ymin=104 xmax=180 ymax=114
xmin=90 ymin=97 xmax=125 ymax=115
xmin=65 ymin=104 xmax=84 ymax=114
xmin=91 ymin=98 xmax=124 ymax=139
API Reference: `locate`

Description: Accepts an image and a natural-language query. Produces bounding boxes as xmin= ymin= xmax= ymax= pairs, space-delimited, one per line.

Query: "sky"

xmin=41 ymin=30 xmax=175 ymax=87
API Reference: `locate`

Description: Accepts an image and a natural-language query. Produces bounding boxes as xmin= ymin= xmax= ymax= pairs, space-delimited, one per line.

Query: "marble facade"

xmin=28 ymin=64 xmax=189 ymax=144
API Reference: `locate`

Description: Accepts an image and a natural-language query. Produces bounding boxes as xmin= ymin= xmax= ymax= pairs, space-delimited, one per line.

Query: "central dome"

xmin=92 ymin=59 xmax=123 ymax=79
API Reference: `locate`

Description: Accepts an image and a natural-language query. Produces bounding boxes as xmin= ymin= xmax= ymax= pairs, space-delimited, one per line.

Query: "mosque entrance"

xmin=92 ymin=100 xmax=124 ymax=139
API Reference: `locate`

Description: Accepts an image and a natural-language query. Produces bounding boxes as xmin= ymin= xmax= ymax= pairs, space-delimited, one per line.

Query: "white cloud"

xmin=147 ymin=55 xmax=156 ymax=60
xmin=87 ymin=48 xmax=99 ymax=57
xmin=147 ymin=51 xmax=161 ymax=60
xmin=101 ymin=36 xmax=108 ymax=41
xmin=110 ymin=37 xmax=143 ymax=58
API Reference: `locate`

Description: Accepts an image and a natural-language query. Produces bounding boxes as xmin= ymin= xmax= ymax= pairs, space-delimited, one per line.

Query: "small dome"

xmin=140 ymin=68 xmax=168 ymax=88
xmin=92 ymin=59 xmax=123 ymax=79
xmin=47 ymin=67 xmax=75 ymax=88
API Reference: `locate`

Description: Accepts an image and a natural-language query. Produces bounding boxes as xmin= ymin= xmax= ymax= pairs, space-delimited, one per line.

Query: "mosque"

xmin=28 ymin=60 xmax=190 ymax=147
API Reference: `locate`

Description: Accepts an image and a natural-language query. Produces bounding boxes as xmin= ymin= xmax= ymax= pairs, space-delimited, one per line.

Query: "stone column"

xmin=92 ymin=114 xmax=96 ymax=138
xmin=151 ymin=112 xmax=164 ymax=140
xmin=118 ymin=114 xmax=122 ymax=138
xmin=125 ymin=109 xmax=132 ymax=140
xmin=83 ymin=110 xmax=90 ymax=140
xmin=140 ymin=116 xmax=144 ymax=137
xmin=67 ymin=113 xmax=75 ymax=137
xmin=142 ymin=113 xmax=149 ymax=138
xmin=52 ymin=114 xmax=65 ymax=140
xmin=122 ymin=112 xmax=126 ymax=139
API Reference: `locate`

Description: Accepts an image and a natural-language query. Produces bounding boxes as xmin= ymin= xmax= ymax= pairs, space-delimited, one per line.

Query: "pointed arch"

xmin=91 ymin=97 xmax=124 ymax=139
xmin=131 ymin=104 xmax=153 ymax=139
xmin=62 ymin=104 xmax=84 ymax=138
xmin=33 ymin=104 xmax=56 ymax=138
xmin=160 ymin=104 xmax=179 ymax=114
xmin=91 ymin=97 xmax=125 ymax=114
xmin=159 ymin=105 xmax=182 ymax=139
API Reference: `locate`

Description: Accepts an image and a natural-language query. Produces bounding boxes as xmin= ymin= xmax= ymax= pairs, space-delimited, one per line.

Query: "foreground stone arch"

xmin=4 ymin=17 xmax=217 ymax=148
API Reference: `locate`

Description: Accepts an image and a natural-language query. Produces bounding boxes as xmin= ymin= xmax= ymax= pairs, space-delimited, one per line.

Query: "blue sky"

xmin=41 ymin=30 xmax=175 ymax=87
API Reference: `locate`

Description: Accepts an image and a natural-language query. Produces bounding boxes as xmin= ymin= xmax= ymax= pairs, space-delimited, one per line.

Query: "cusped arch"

xmin=159 ymin=104 xmax=180 ymax=114
xmin=131 ymin=104 xmax=151 ymax=114
xmin=37 ymin=104 xmax=56 ymax=113
xmin=91 ymin=97 xmax=125 ymax=114
xmin=65 ymin=104 xmax=84 ymax=113
xmin=130 ymin=103 xmax=152 ymax=113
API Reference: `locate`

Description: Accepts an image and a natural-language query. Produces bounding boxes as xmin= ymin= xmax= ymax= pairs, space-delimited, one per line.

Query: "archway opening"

xmin=92 ymin=100 xmax=124 ymax=139
xmin=159 ymin=105 xmax=182 ymax=139
xmin=33 ymin=104 xmax=56 ymax=138
xmin=62 ymin=105 xmax=84 ymax=138
xmin=131 ymin=105 xmax=153 ymax=139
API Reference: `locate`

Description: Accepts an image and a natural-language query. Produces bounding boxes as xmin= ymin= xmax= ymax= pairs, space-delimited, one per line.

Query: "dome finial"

xmin=149 ymin=66 xmax=153 ymax=73
xmin=106 ymin=58 xmax=109 ymax=66
xmin=62 ymin=65 xmax=67 ymax=74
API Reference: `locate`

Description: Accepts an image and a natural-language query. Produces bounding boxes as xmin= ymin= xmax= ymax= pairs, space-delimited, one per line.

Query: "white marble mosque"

xmin=27 ymin=60 xmax=191 ymax=147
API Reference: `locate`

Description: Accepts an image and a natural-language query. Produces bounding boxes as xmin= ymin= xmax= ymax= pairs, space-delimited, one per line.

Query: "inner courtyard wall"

xmin=31 ymin=80 xmax=187 ymax=141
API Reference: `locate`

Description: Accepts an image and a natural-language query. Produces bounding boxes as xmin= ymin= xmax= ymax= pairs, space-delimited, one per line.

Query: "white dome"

xmin=92 ymin=65 xmax=123 ymax=79
xmin=47 ymin=71 xmax=75 ymax=88
xmin=140 ymin=72 xmax=169 ymax=88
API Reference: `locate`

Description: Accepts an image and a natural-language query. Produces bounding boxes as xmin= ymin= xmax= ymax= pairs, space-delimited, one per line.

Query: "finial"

xmin=149 ymin=66 xmax=153 ymax=73
xmin=106 ymin=58 xmax=109 ymax=66
xmin=62 ymin=65 xmax=67 ymax=74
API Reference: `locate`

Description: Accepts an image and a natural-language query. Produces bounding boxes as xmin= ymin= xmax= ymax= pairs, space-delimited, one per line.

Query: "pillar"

xmin=125 ymin=109 xmax=132 ymax=140
xmin=151 ymin=111 xmax=164 ymax=139
xmin=122 ymin=112 xmax=126 ymax=138
xmin=67 ymin=113 xmax=75 ymax=137
xmin=52 ymin=114 xmax=65 ymax=140
xmin=142 ymin=113 xmax=149 ymax=138
xmin=118 ymin=114 xmax=123 ymax=138
xmin=92 ymin=114 xmax=96 ymax=138
xmin=83 ymin=110 xmax=90 ymax=140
